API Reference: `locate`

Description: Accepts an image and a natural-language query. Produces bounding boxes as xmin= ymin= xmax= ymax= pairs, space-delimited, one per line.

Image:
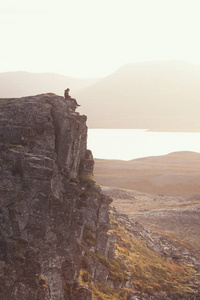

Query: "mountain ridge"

xmin=0 ymin=71 xmax=100 ymax=98
xmin=1 ymin=60 xmax=200 ymax=131
xmin=74 ymin=60 xmax=200 ymax=131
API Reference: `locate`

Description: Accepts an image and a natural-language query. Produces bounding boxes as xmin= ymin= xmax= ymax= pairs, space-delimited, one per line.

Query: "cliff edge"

xmin=0 ymin=94 xmax=112 ymax=299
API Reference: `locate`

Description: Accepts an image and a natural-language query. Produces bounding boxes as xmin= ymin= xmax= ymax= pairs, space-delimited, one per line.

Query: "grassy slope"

xmin=77 ymin=210 xmax=200 ymax=299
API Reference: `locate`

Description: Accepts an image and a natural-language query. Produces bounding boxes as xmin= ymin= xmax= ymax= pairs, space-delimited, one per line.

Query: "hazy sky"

xmin=1 ymin=0 xmax=200 ymax=77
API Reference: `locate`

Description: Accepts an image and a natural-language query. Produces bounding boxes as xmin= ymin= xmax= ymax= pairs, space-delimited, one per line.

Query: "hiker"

xmin=64 ymin=88 xmax=71 ymax=99
xmin=64 ymin=88 xmax=81 ymax=111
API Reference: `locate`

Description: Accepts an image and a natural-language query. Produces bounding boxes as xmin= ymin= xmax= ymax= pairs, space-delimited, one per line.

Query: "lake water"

xmin=88 ymin=129 xmax=200 ymax=160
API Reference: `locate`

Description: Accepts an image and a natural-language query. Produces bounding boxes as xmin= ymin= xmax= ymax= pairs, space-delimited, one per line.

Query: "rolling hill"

xmin=74 ymin=60 xmax=200 ymax=131
xmin=0 ymin=71 xmax=99 ymax=98
xmin=94 ymin=151 xmax=200 ymax=196
xmin=1 ymin=61 xmax=200 ymax=131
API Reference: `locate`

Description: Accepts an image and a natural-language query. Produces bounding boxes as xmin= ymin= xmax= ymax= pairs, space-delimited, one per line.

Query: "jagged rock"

xmin=0 ymin=94 xmax=111 ymax=300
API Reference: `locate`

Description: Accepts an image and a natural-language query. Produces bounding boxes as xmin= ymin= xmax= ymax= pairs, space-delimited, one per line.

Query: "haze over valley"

xmin=75 ymin=60 xmax=200 ymax=131
xmin=0 ymin=71 xmax=99 ymax=98
xmin=1 ymin=60 xmax=200 ymax=131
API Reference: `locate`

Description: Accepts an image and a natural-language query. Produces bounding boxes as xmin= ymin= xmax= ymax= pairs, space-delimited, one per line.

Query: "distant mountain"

xmin=74 ymin=61 xmax=200 ymax=131
xmin=0 ymin=71 xmax=99 ymax=98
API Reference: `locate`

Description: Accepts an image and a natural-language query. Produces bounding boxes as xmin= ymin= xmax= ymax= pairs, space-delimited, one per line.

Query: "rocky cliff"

xmin=0 ymin=94 xmax=112 ymax=299
xmin=0 ymin=94 xmax=199 ymax=300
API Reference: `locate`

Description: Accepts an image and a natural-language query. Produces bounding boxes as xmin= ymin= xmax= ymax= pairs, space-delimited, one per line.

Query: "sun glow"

xmin=1 ymin=0 xmax=200 ymax=77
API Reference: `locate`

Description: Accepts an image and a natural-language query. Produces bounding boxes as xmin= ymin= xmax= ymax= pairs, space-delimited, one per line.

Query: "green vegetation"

xmin=78 ymin=173 xmax=95 ymax=181
xmin=39 ymin=275 xmax=46 ymax=284
xmin=108 ymin=215 xmax=199 ymax=298
xmin=77 ymin=214 xmax=200 ymax=299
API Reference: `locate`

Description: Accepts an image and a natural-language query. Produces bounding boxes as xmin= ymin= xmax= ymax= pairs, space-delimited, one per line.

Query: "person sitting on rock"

xmin=64 ymin=88 xmax=81 ymax=111
xmin=64 ymin=88 xmax=71 ymax=99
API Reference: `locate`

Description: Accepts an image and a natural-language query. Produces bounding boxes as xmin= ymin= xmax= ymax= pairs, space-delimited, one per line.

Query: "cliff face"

xmin=0 ymin=94 xmax=112 ymax=300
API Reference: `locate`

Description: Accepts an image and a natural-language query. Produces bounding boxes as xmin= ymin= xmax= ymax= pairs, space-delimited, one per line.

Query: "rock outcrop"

xmin=0 ymin=94 xmax=112 ymax=300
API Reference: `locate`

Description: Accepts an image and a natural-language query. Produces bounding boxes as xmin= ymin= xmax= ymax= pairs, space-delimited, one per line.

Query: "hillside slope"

xmin=75 ymin=61 xmax=200 ymax=130
xmin=0 ymin=71 xmax=99 ymax=98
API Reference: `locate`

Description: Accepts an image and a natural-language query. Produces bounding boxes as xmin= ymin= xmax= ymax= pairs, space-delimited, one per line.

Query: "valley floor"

xmin=94 ymin=151 xmax=200 ymax=197
xmin=94 ymin=151 xmax=200 ymax=254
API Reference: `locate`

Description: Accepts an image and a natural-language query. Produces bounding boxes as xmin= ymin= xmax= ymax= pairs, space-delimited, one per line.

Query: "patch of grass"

xmin=110 ymin=215 xmax=199 ymax=298
xmin=79 ymin=173 xmax=95 ymax=181
xmin=91 ymin=282 xmax=127 ymax=300
xmin=78 ymin=269 xmax=91 ymax=289
xmin=77 ymin=214 xmax=199 ymax=299
xmin=96 ymin=252 xmax=128 ymax=283
xmin=39 ymin=275 xmax=46 ymax=284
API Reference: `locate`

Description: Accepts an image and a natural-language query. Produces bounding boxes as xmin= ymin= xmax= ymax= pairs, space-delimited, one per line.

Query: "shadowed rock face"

xmin=0 ymin=94 xmax=112 ymax=300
